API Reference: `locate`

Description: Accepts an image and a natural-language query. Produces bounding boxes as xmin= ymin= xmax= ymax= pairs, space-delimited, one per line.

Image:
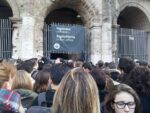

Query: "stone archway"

xmin=40 ymin=0 xmax=102 ymax=63
xmin=0 ymin=0 xmax=14 ymax=58
xmin=5 ymin=0 xmax=20 ymax=18
xmin=43 ymin=0 xmax=101 ymax=26
xmin=113 ymin=2 xmax=150 ymax=28
xmin=112 ymin=2 xmax=150 ymax=63
xmin=44 ymin=7 xmax=85 ymax=60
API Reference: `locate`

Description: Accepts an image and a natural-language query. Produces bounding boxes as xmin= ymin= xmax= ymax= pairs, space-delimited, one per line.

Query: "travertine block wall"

xmin=3 ymin=0 xmax=150 ymax=63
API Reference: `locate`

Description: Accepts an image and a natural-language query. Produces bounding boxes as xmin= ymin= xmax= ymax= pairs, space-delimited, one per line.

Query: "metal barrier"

xmin=116 ymin=28 xmax=148 ymax=61
xmin=0 ymin=19 xmax=12 ymax=59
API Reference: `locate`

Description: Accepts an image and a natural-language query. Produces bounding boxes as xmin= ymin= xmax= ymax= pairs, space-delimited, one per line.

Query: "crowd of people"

xmin=0 ymin=56 xmax=150 ymax=113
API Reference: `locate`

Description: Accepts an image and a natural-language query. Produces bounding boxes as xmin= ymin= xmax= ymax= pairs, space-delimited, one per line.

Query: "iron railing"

xmin=0 ymin=19 xmax=12 ymax=59
xmin=114 ymin=28 xmax=148 ymax=61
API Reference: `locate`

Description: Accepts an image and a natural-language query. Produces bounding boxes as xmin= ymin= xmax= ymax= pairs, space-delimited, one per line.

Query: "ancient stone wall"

xmin=1 ymin=0 xmax=150 ymax=63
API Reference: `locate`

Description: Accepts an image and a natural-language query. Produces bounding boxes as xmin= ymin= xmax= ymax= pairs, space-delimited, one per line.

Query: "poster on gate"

xmin=50 ymin=24 xmax=85 ymax=53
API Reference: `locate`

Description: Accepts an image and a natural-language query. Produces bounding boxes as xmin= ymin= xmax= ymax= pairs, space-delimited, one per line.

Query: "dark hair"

xmin=105 ymin=84 xmax=141 ymax=113
xmin=90 ymin=68 xmax=107 ymax=90
xmin=33 ymin=71 xmax=50 ymax=93
xmin=108 ymin=62 xmax=117 ymax=69
xmin=66 ymin=60 xmax=74 ymax=68
xmin=97 ymin=60 xmax=104 ymax=68
xmin=42 ymin=63 xmax=52 ymax=73
xmin=50 ymin=63 xmax=71 ymax=85
xmin=82 ymin=62 xmax=92 ymax=71
xmin=125 ymin=66 xmax=150 ymax=96
xmin=138 ymin=60 xmax=148 ymax=67
xmin=17 ymin=58 xmax=38 ymax=73
xmin=118 ymin=57 xmax=135 ymax=74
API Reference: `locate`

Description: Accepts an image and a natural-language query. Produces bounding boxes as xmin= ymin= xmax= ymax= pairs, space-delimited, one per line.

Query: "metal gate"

xmin=0 ymin=19 xmax=12 ymax=59
xmin=117 ymin=28 xmax=148 ymax=61
xmin=43 ymin=23 xmax=89 ymax=61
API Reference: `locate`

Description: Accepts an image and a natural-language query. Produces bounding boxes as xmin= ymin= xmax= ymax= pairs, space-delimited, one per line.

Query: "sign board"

xmin=50 ymin=24 xmax=86 ymax=53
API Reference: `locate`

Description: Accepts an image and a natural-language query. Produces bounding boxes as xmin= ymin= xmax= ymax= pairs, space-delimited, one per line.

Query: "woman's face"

xmin=112 ymin=91 xmax=135 ymax=113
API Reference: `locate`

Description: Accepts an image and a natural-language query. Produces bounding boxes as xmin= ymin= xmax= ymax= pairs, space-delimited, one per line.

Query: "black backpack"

xmin=26 ymin=106 xmax=51 ymax=113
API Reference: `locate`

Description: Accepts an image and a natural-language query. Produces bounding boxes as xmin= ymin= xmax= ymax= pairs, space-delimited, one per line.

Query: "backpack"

xmin=26 ymin=106 xmax=51 ymax=113
xmin=38 ymin=92 xmax=48 ymax=107
xmin=38 ymin=91 xmax=54 ymax=107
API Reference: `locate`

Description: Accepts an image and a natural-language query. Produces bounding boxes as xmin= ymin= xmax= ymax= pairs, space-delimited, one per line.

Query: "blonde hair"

xmin=0 ymin=61 xmax=16 ymax=88
xmin=52 ymin=67 xmax=101 ymax=113
xmin=12 ymin=70 xmax=33 ymax=90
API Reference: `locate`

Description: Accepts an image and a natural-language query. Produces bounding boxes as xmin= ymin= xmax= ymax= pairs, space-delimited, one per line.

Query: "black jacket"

xmin=31 ymin=89 xmax=55 ymax=107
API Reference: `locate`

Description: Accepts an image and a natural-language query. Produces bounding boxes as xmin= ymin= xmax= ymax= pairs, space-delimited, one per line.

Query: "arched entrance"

xmin=115 ymin=6 xmax=150 ymax=62
xmin=0 ymin=0 xmax=13 ymax=59
xmin=44 ymin=7 xmax=87 ymax=61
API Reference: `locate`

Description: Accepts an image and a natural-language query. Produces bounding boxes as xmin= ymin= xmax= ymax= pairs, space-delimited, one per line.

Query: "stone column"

xmin=101 ymin=22 xmax=113 ymax=62
xmin=18 ymin=16 xmax=35 ymax=60
xmin=112 ymin=24 xmax=120 ymax=62
xmin=147 ymin=31 xmax=150 ymax=64
xmin=89 ymin=22 xmax=102 ymax=65
xmin=33 ymin=17 xmax=44 ymax=57
xmin=9 ymin=17 xmax=22 ymax=59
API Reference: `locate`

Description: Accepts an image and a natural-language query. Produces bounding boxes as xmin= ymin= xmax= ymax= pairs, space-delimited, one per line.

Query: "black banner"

xmin=50 ymin=24 xmax=85 ymax=53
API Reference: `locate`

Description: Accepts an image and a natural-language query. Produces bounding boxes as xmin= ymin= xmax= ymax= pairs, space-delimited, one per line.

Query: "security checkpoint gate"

xmin=117 ymin=28 xmax=148 ymax=61
xmin=0 ymin=19 xmax=12 ymax=59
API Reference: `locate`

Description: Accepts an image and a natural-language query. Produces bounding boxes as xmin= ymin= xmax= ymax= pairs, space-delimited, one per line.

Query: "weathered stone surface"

xmin=1 ymin=0 xmax=150 ymax=63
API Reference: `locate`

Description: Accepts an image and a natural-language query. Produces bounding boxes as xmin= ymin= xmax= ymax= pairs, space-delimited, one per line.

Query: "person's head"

xmin=52 ymin=67 xmax=100 ymax=113
xmin=55 ymin=57 xmax=65 ymax=64
xmin=33 ymin=70 xmax=50 ymax=93
xmin=118 ymin=57 xmax=135 ymax=74
xmin=96 ymin=60 xmax=104 ymax=68
xmin=125 ymin=66 xmax=150 ymax=96
xmin=0 ymin=61 xmax=17 ymax=89
xmin=42 ymin=63 xmax=52 ymax=73
xmin=73 ymin=60 xmax=83 ymax=67
xmin=91 ymin=68 xmax=107 ymax=90
xmin=12 ymin=70 xmax=33 ymax=90
xmin=17 ymin=58 xmax=39 ymax=73
xmin=82 ymin=62 xmax=92 ymax=73
xmin=138 ymin=60 xmax=148 ymax=67
xmin=28 ymin=58 xmax=39 ymax=69
xmin=50 ymin=63 xmax=71 ymax=86
xmin=108 ymin=62 xmax=117 ymax=69
xmin=105 ymin=84 xmax=141 ymax=113
xmin=66 ymin=59 xmax=74 ymax=68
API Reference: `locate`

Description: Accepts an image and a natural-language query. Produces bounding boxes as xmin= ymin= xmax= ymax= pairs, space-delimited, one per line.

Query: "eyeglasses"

xmin=113 ymin=101 xmax=136 ymax=109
